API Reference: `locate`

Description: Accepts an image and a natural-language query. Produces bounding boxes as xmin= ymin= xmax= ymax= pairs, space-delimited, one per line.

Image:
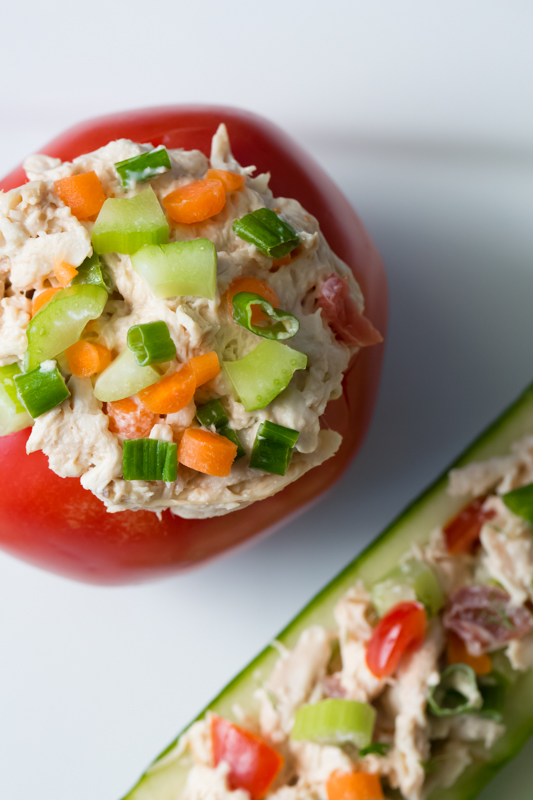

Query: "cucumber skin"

xmin=123 ymin=381 xmax=533 ymax=800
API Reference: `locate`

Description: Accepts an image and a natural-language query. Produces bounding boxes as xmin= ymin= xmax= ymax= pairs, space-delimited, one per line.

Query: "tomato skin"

xmin=211 ymin=716 xmax=283 ymax=799
xmin=0 ymin=107 xmax=387 ymax=584
xmin=443 ymin=497 xmax=495 ymax=554
xmin=366 ymin=601 xmax=427 ymax=678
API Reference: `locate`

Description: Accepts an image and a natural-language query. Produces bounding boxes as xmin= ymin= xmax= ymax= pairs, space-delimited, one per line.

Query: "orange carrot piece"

xmin=227 ymin=277 xmax=279 ymax=324
xmin=54 ymin=261 xmax=79 ymax=288
xmin=326 ymin=772 xmax=384 ymax=800
xmin=106 ymin=397 xmax=157 ymax=439
xmin=178 ymin=428 xmax=237 ymax=477
xmin=162 ymin=179 xmax=226 ymax=224
xmin=446 ymin=631 xmax=492 ymax=675
xmin=32 ymin=287 xmax=61 ymax=317
xmin=65 ymin=341 xmax=112 ymax=377
xmin=54 ymin=171 xmax=106 ymax=220
xmin=138 ymin=364 xmax=196 ymax=414
xmin=206 ymin=168 xmax=246 ymax=192
xmin=189 ymin=352 xmax=220 ymax=387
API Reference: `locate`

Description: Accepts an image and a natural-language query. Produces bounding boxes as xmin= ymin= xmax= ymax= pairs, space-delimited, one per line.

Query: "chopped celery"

xmin=127 ymin=321 xmax=176 ymax=366
xmin=428 ymin=665 xmax=482 ymax=717
xmin=94 ymin=349 xmax=160 ymax=403
xmin=131 ymin=239 xmax=217 ymax=300
xmin=291 ymin=699 xmax=375 ymax=749
xmin=232 ymin=291 xmax=299 ymax=340
xmin=92 ymin=187 xmax=169 ymax=255
xmin=72 ymin=252 xmax=113 ymax=293
xmin=115 ymin=147 xmax=171 ymax=189
xmin=233 ymin=208 xmax=299 ymax=258
xmin=14 ymin=362 xmax=70 ymax=418
xmin=502 ymin=483 xmax=533 ymax=525
xmin=123 ymin=439 xmax=178 ymax=482
xmin=0 ymin=364 xmax=33 ymax=435
xmin=25 ymin=284 xmax=108 ymax=371
xmin=223 ymin=340 xmax=307 ymax=411
xmin=371 ymin=558 xmax=445 ymax=617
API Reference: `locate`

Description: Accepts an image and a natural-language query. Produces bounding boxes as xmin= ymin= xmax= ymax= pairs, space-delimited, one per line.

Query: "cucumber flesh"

xmin=122 ymin=381 xmax=533 ymax=800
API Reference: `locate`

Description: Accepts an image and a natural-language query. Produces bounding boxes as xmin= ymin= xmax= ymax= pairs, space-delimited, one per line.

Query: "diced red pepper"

xmin=444 ymin=497 xmax=495 ymax=555
xmin=366 ymin=601 xmax=427 ymax=678
xmin=211 ymin=716 xmax=283 ymax=799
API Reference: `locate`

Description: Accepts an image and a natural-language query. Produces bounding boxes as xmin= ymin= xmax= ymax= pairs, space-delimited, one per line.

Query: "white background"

xmin=2 ymin=2 xmax=533 ymax=798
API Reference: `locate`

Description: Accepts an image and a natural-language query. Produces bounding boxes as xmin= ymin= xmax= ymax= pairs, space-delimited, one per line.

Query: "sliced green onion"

xmin=0 ymin=363 xmax=33 ymax=435
xmin=94 ymin=349 xmax=160 ymax=403
xmin=123 ymin=439 xmax=177 ymax=482
xmin=72 ymin=252 xmax=113 ymax=293
xmin=115 ymin=147 xmax=171 ymax=189
xmin=219 ymin=425 xmax=246 ymax=460
xmin=502 ymin=483 xmax=533 ymax=525
xmin=233 ymin=208 xmax=299 ymax=259
xmin=257 ymin=420 xmax=300 ymax=448
xmin=232 ymin=291 xmax=299 ymax=340
xmin=224 ymin=340 xmax=307 ymax=412
xmin=14 ymin=362 xmax=70 ymax=419
xmin=92 ymin=186 xmax=169 ymax=255
xmin=359 ymin=742 xmax=391 ymax=757
xmin=291 ymin=699 xmax=375 ymax=749
xmin=371 ymin=558 xmax=445 ymax=617
xmin=127 ymin=321 xmax=176 ymax=367
xmin=131 ymin=239 xmax=217 ymax=300
xmin=25 ymin=284 xmax=108 ymax=371
xmin=196 ymin=399 xmax=229 ymax=429
xmin=249 ymin=436 xmax=291 ymax=475
xmin=428 ymin=665 xmax=483 ymax=717
xmin=477 ymin=671 xmax=509 ymax=722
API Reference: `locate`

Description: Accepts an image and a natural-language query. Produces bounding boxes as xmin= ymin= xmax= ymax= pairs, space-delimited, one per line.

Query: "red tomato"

xmin=366 ymin=601 xmax=427 ymax=678
xmin=0 ymin=107 xmax=387 ymax=584
xmin=443 ymin=497 xmax=496 ymax=554
xmin=319 ymin=274 xmax=383 ymax=347
xmin=211 ymin=716 xmax=283 ymax=799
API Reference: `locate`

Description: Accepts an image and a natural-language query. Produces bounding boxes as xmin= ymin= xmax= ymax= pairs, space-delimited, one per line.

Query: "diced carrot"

xmin=446 ymin=631 xmax=492 ymax=675
xmin=32 ymin=287 xmax=61 ymax=316
xmin=54 ymin=261 xmax=79 ymax=288
xmin=206 ymin=168 xmax=246 ymax=192
xmin=271 ymin=254 xmax=292 ymax=269
xmin=138 ymin=364 xmax=196 ymax=414
xmin=162 ymin=179 xmax=226 ymax=224
xmin=106 ymin=397 xmax=157 ymax=439
xmin=227 ymin=277 xmax=279 ymax=324
xmin=326 ymin=772 xmax=384 ymax=800
xmin=65 ymin=341 xmax=112 ymax=377
xmin=54 ymin=171 xmax=106 ymax=220
xmin=178 ymin=428 xmax=237 ymax=477
xmin=189 ymin=352 xmax=220 ymax=387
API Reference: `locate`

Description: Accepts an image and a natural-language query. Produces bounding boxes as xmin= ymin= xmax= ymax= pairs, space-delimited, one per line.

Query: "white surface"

xmin=2 ymin=2 xmax=533 ymax=799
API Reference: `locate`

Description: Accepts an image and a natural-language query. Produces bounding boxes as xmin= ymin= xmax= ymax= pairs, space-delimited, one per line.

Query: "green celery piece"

xmin=502 ymin=483 xmax=533 ymax=525
xmin=233 ymin=208 xmax=299 ymax=259
xmin=131 ymin=239 xmax=217 ymax=300
xmin=257 ymin=420 xmax=299 ymax=448
xmin=249 ymin=436 xmax=291 ymax=475
xmin=0 ymin=364 xmax=33 ymax=436
xmin=371 ymin=558 xmax=445 ymax=617
xmin=0 ymin=363 xmax=27 ymax=413
xmin=94 ymin=349 xmax=160 ymax=403
xmin=92 ymin=186 xmax=169 ymax=255
xmin=14 ymin=363 xmax=70 ymax=419
xmin=123 ymin=439 xmax=178 ymax=482
xmin=428 ymin=664 xmax=483 ymax=717
xmin=115 ymin=147 xmax=171 ymax=189
xmin=196 ymin=399 xmax=229 ymax=429
xmin=218 ymin=425 xmax=246 ymax=460
xmin=291 ymin=699 xmax=375 ymax=749
xmin=127 ymin=321 xmax=176 ymax=367
xmin=25 ymin=284 xmax=108 ymax=371
xmin=223 ymin=340 xmax=307 ymax=411
xmin=232 ymin=291 xmax=299 ymax=340
xmin=72 ymin=252 xmax=113 ymax=293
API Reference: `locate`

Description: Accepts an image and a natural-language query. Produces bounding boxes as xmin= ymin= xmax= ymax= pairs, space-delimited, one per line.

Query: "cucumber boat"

xmin=123 ymin=381 xmax=533 ymax=800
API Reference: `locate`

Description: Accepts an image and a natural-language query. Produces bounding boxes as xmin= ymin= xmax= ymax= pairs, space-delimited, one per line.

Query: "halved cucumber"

xmin=122 ymin=381 xmax=533 ymax=800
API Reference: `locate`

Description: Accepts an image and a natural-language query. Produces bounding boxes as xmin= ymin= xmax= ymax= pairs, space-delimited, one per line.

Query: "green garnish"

xmin=92 ymin=187 xmax=169 ymax=255
xmin=196 ymin=399 xmax=229 ymax=429
xmin=249 ymin=422 xmax=300 ymax=476
xmin=428 ymin=664 xmax=483 ymax=717
xmin=115 ymin=147 xmax=171 ymax=189
xmin=72 ymin=252 xmax=113 ymax=293
xmin=94 ymin=349 xmax=160 ymax=403
xmin=224 ymin=340 xmax=307 ymax=411
xmin=359 ymin=742 xmax=391 ymax=757
xmin=14 ymin=363 xmax=70 ymax=419
xmin=233 ymin=208 xmax=299 ymax=259
xmin=123 ymin=439 xmax=178 ymax=482
xmin=256 ymin=421 xmax=299 ymax=448
xmin=127 ymin=321 xmax=176 ymax=367
xmin=291 ymin=699 xmax=376 ymax=749
xmin=131 ymin=239 xmax=217 ymax=300
xmin=502 ymin=483 xmax=533 ymax=525
xmin=371 ymin=558 xmax=444 ymax=617
xmin=232 ymin=291 xmax=299 ymax=340
xmin=218 ymin=426 xmax=246 ymax=460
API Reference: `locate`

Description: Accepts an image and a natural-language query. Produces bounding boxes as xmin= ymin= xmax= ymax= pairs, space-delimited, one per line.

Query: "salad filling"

xmin=0 ymin=125 xmax=382 ymax=516
xmin=171 ymin=435 xmax=533 ymax=799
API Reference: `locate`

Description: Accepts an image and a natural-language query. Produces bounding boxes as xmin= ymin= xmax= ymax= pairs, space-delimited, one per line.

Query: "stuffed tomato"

xmin=123 ymin=381 xmax=533 ymax=800
xmin=0 ymin=107 xmax=387 ymax=584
